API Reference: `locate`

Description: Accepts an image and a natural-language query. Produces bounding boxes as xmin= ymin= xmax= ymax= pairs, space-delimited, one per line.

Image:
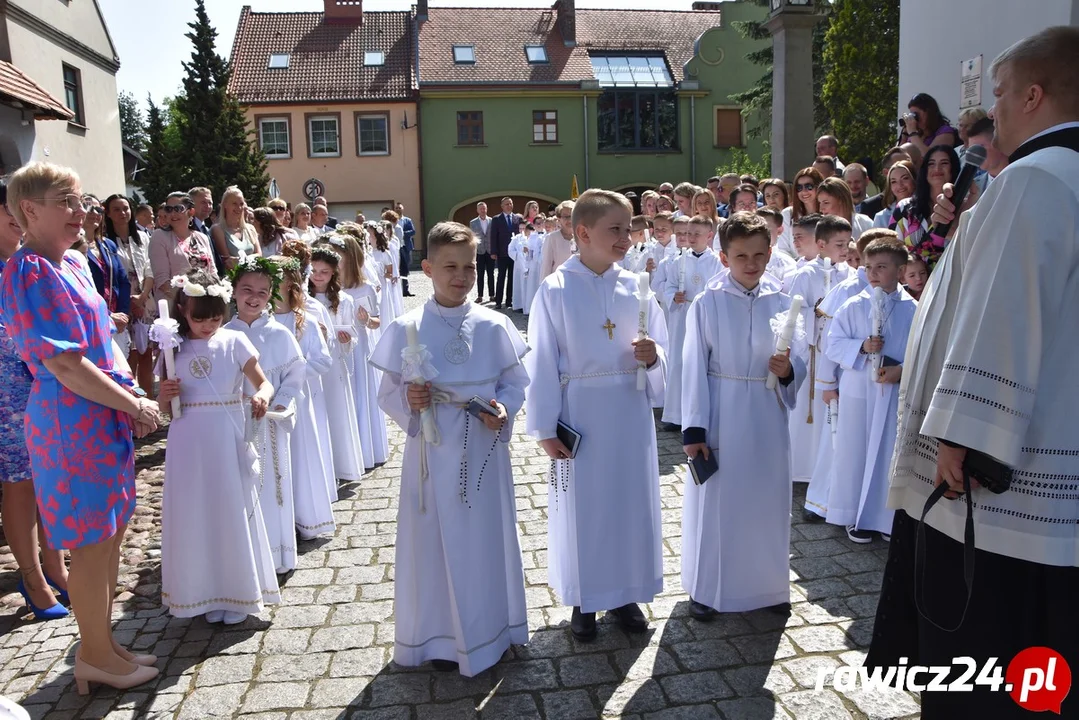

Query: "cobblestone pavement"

xmin=0 ymin=272 xmax=921 ymax=719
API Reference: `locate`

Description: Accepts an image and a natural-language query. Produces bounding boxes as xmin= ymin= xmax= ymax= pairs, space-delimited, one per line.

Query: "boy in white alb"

xmin=681 ymin=212 xmax=805 ymax=618
xmin=369 ymin=222 xmax=529 ymax=676
xmin=784 ymin=214 xmax=822 ymax=293
xmin=826 ymin=238 xmax=917 ymax=542
xmin=803 ymin=229 xmax=897 ymax=521
xmin=756 ymin=207 xmax=798 ymax=286
xmin=786 ymin=216 xmax=853 ymax=484
xmin=526 ymin=189 xmax=668 ymax=642
xmin=661 ymin=215 xmax=723 ymax=430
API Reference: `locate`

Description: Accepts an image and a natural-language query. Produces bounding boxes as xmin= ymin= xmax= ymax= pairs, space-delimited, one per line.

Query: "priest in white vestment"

xmin=866 ymin=28 xmax=1079 ymax=719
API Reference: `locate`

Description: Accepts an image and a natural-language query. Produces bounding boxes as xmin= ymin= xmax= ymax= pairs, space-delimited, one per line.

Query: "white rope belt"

xmin=559 ymin=369 xmax=636 ymax=388
xmin=707 ymin=372 xmax=768 ymax=382
xmin=417 ymin=387 xmax=467 ymax=514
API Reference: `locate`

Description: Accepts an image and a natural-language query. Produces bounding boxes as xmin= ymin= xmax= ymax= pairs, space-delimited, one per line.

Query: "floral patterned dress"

xmin=0 ymin=256 xmax=33 ymax=483
xmin=0 ymin=248 xmax=136 ymax=549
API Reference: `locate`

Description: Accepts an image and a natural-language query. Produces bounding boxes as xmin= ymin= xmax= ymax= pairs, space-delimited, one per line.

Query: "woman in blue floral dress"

xmin=0 ymin=182 xmax=71 ymax=621
xmin=0 ymin=163 xmax=163 ymax=694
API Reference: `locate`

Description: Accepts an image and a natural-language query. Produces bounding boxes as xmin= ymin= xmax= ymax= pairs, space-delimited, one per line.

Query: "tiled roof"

xmin=0 ymin=61 xmax=73 ymax=120
xmin=417 ymin=6 xmax=721 ymax=86
xmin=228 ymin=6 xmax=415 ymax=104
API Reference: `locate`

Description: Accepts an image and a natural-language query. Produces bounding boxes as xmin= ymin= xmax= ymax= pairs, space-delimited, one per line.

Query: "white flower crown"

xmin=171 ymin=275 xmax=234 ymax=304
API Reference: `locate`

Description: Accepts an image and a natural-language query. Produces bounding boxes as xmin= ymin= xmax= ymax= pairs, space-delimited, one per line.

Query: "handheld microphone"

xmin=933 ymin=145 xmax=987 ymax=238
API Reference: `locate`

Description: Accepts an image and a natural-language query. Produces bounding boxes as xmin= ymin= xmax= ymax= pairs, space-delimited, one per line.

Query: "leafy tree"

xmin=716 ymin=146 xmax=772 ymax=180
xmin=168 ymin=0 xmax=268 ymax=204
xmin=118 ymin=91 xmax=147 ymax=153
xmin=139 ymin=96 xmax=182 ymax=205
xmin=730 ymin=0 xmax=834 ymax=139
xmin=821 ymin=0 xmax=900 ymax=178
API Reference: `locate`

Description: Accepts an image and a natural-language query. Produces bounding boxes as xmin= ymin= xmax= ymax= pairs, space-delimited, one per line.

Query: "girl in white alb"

xmin=272 ymin=258 xmax=337 ymax=540
xmin=309 ymin=245 xmax=365 ymax=482
xmin=224 ymin=257 xmax=307 ymax=573
xmin=159 ymin=269 xmax=280 ymax=623
xmin=367 ymin=222 xmax=401 ymax=328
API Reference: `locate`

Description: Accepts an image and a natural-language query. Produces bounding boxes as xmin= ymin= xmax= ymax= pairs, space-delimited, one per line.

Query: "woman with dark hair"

xmin=148 ymin=192 xmax=216 ymax=299
xmin=0 ymin=180 xmax=71 ymax=622
xmin=901 ymin=93 xmax=959 ymax=157
xmin=777 ymin=167 xmax=824 ymax=259
xmin=254 ymin=207 xmax=291 ymax=258
xmin=890 ymin=144 xmax=960 ymax=270
xmin=83 ymin=194 xmax=133 ymax=358
xmin=104 ymin=194 xmax=155 ymax=396
xmin=760 ymin=179 xmax=789 ymax=211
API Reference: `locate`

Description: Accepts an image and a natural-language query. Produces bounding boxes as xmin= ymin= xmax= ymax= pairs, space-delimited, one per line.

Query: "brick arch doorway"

xmin=450 ymin=192 xmax=562 ymax=227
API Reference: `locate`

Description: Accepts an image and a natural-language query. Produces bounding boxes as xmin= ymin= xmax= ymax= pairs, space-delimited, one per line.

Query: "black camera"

xmin=963 ymin=448 xmax=1013 ymax=494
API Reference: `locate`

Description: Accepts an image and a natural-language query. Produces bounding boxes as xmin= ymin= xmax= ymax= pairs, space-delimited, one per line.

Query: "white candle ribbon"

xmin=767 ymin=295 xmax=805 ymax=390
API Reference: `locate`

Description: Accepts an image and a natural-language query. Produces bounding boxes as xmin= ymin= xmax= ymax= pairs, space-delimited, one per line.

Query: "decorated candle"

xmin=637 ymin=271 xmax=650 ymax=391
xmin=406 ymin=320 xmax=438 ymax=441
xmin=157 ymin=299 xmax=182 ymax=419
xmin=767 ymin=294 xmax=803 ymax=390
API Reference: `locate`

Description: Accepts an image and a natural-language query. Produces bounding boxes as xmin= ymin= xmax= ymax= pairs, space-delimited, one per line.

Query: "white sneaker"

xmin=205 ymin=610 xmax=225 ymax=623
xmin=880 ymin=533 xmax=891 ymax=542
xmin=222 ymin=611 xmax=247 ymax=625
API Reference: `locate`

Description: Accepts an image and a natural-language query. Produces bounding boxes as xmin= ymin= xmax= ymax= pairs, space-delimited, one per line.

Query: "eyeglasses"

xmin=164 ymin=204 xmax=190 ymax=214
xmin=795 ymin=183 xmax=816 ymax=192
xmin=559 ymin=214 xmax=572 ymax=219
xmin=29 ymin=194 xmax=92 ymax=212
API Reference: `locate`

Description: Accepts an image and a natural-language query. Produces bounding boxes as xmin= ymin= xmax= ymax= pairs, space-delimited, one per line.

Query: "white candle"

xmin=157 ymin=299 xmax=181 ymax=419
xmin=678 ymin=248 xmax=686 ymax=293
xmin=871 ymin=286 xmax=885 ymax=374
xmin=406 ymin=320 xmax=437 ymax=441
xmin=767 ymin=294 xmax=803 ymax=390
xmin=822 ymin=257 xmax=833 ymax=293
xmin=829 ymin=399 xmax=839 ymax=449
xmin=636 ymin=271 xmax=650 ymax=391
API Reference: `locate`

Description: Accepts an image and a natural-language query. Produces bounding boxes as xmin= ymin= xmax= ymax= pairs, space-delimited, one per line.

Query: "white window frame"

xmin=364 ymin=51 xmax=385 ymax=66
xmin=453 ymin=45 xmax=476 ymax=64
xmin=268 ymin=53 xmax=290 ymax=69
xmin=307 ymin=115 xmax=341 ymax=158
xmin=356 ymin=114 xmax=390 ymax=156
xmin=258 ymin=117 xmax=291 ymax=159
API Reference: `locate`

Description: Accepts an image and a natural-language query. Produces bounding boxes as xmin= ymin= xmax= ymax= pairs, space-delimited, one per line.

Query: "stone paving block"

xmin=431 ymin=670 xmax=499 ymax=702
xmin=614 ymin=647 xmax=681 ymax=680
xmin=310 ymin=676 xmax=373 ymax=708
xmin=782 ymin=656 xmax=842 ymax=689
xmin=194 ymin=654 xmax=257 ymax=687
xmin=309 ymin=624 xmax=376 ymax=652
xmin=495 ymin=659 xmax=558 ymax=693
xmin=368 ymin=673 xmax=432 ymax=707
xmin=271 ymin=605 xmax=330 ymax=628
xmin=478 ymin=693 xmax=540 ymax=719
xmin=260 ymin=628 xmax=312 ymax=654
xmin=349 ymin=708 xmax=411 ymax=720
xmin=558 ymin=654 xmax=618 ymax=687
xmin=669 ymin=640 xmax=744 ymax=671
xmin=257 ymin=653 xmax=331 ymax=681
xmin=716 ymin=697 xmax=793 ymax=720
xmin=596 ymin=678 xmax=668 ymax=716
xmin=723 ymin=664 xmax=795 ymax=698
xmin=175 ymin=682 xmax=247 ymax=719
xmin=540 ymin=689 xmax=597 ymax=720
xmin=844 ymin=686 xmax=921 ymax=719
xmin=330 ymin=648 xmax=387 ymax=678
xmin=779 ymin=689 xmax=855 ymax=720
xmin=644 ymin=705 xmax=721 ymax=720
xmin=786 ymin=626 xmax=853 ymax=655
xmin=659 ymin=670 xmax=733 ymax=703
xmin=416 ymin=699 xmax=477 ymax=720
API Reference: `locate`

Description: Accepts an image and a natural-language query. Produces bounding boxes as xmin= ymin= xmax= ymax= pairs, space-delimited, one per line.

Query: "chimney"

xmin=554 ymin=0 xmax=576 ymax=48
xmin=416 ymin=0 xmax=428 ymax=21
xmin=324 ymin=0 xmax=363 ymax=23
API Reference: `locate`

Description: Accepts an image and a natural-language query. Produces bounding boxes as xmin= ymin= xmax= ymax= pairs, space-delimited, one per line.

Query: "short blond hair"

xmin=687 ymin=214 xmax=714 ymax=231
xmin=991 ymin=26 xmax=1079 ymax=114
xmin=7 ymin=161 xmax=80 ymax=227
xmin=555 ymin=199 xmax=575 ymax=218
xmin=571 ymin=189 xmax=631 ymax=231
xmin=428 ymin=221 xmax=477 ymax=259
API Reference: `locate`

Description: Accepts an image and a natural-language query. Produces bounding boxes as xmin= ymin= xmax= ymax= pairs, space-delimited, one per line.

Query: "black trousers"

xmin=866 ymin=509 xmax=1079 ymax=718
xmin=475 ymin=253 xmax=495 ymax=299
xmin=399 ymin=245 xmax=411 ymax=292
xmin=495 ymin=255 xmax=514 ymax=307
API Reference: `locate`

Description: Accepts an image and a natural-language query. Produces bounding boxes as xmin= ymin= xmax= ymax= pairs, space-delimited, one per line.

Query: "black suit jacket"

xmin=858 ymin=194 xmax=884 ymax=218
xmin=490 ymin=212 xmax=520 ymax=257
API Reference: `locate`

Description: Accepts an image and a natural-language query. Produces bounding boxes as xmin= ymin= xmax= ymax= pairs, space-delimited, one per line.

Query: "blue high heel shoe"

xmin=17 ymin=579 xmax=69 ymax=621
xmin=44 ymin=574 xmax=70 ymax=605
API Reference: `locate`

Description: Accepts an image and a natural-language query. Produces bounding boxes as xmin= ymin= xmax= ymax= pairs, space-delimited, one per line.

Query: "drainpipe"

xmin=690 ymin=95 xmax=697 ymax=183
xmin=582 ymin=94 xmax=590 ymax=188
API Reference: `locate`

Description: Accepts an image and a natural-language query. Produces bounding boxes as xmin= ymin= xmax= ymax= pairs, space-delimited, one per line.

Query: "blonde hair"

xmin=555 ymin=199 xmax=575 ymax=218
xmin=571 ymin=189 xmax=631 ymax=232
xmin=269 ymin=255 xmax=307 ymax=337
xmin=990 ymin=26 xmax=1079 ymax=115
xmin=7 ymin=162 xmax=80 ymax=227
xmin=687 ymin=214 xmax=715 ymax=231
xmin=317 ymin=234 xmax=366 ymax=289
xmin=220 ymin=185 xmax=247 ymax=229
xmin=691 ymin=189 xmax=719 ymax=224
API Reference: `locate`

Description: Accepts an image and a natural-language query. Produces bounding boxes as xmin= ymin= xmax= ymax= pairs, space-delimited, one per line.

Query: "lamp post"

xmin=765 ymin=0 xmax=820 ymax=181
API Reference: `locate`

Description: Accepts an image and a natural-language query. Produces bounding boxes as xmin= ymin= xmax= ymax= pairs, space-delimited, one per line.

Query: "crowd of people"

xmin=0 ymin=25 xmax=1076 ymax=718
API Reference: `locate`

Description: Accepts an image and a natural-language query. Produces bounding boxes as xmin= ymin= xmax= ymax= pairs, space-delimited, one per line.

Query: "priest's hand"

xmin=877 ymin=366 xmax=902 ymax=384
xmin=822 ymin=389 xmax=839 ymax=404
xmin=863 ymin=336 xmax=883 ymax=354
xmin=540 ymin=437 xmax=572 ymax=460
xmin=673 ymin=291 xmax=687 ymax=305
xmin=480 ymin=399 xmax=507 ymax=432
xmin=684 ymin=443 xmax=709 ymax=461
xmin=407 ymin=382 xmax=431 ymax=412
xmin=633 ymin=337 xmax=658 ymax=367
xmin=768 ymin=351 xmax=792 ymax=380
xmin=935 ymin=441 xmax=974 ymax=500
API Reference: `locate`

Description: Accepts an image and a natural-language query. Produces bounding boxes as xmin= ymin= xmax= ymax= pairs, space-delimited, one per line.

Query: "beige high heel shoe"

xmin=74 ymin=657 xmax=159 ymax=695
xmin=130 ymin=654 xmax=158 ymax=667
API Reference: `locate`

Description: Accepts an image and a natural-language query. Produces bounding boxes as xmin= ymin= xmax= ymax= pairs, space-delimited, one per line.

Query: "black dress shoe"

xmin=431 ymin=659 xmax=459 ymax=672
xmin=570 ymin=607 xmax=597 ymax=641
xmin=689 ymin=600 xmax=717 ymax=622
xmin=802 ymin=508 xmax=824 ymax=523
xmin=764 ymin=601 xmax=792 ymax=615
xmin=495 ymin=303 xmax=503 ymax=309
xmin=660 ymin=422 xmax=680 ymax=433
xmin=607 ymin=603 xmax=648 ymax=633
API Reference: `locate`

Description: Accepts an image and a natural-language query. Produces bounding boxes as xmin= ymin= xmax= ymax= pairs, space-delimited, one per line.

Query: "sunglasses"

xmin=795 ymin=183 xmax=816 ymax=192
xmin=164 ymin=204 xmax=190 ymax=214
xmin=87 ymin=206 xmax=104 ymax=216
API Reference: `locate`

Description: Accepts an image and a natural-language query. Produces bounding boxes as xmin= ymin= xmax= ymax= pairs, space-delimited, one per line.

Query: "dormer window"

xmin=364 ymin=51 xmax=385 ymax=66
xmin=453 ymin=45 xmax=475 ymax=64
xmin=525 ymin=45 xmax=548 ymax=64
xmin=268 ymin=53 xmax=290 ymax=69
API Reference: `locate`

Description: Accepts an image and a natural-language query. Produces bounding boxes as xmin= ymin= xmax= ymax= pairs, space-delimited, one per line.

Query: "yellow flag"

xmin=571 ymin=174 xmax=580 ymax=200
